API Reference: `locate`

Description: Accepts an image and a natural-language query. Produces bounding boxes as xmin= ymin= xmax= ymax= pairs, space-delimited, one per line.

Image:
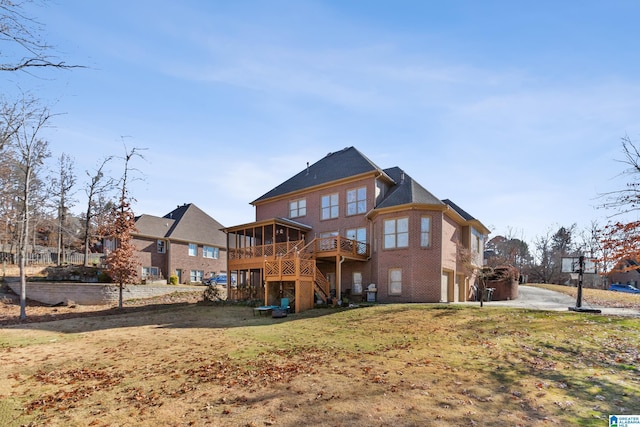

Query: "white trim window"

xmin=289 ymin=198 xmax=307 ymax=218
xmin=321 ymin=193 xmax=339 ymax=220
xmin=346 ymin=227 xmax=367 ymax=254
xmin=203 ymin=246 xmax=219 ymax=259
xmin=190 ymin=270 xmax=204 ymax=283
xmin=346 ymin=187 xmax=366 ymax=216
xmin=389 ymin=268 xmax=402 ymax=294
xmin=352 ymin=272 xmax=363 ymax=295
xmin=157 ymin=240 xmax=166 ymax=253
xmin=420 ymin=216 xmax=431 ymax=248
xmin=142 ymin=266 xmax=159 ymax=278
xmin=384 ymin=218 xmax=409 ymax=249
xmin=188 ymin=243 xmax=197 ymax=257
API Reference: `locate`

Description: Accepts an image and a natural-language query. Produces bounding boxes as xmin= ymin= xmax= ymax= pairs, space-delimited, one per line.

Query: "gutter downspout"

xmin=338 ymin=256 xmax=346 ymax=304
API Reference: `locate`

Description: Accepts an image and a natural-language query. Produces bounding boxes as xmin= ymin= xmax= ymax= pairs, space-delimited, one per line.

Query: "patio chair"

xmin=280 ymin=297 xmax=290 ymax=313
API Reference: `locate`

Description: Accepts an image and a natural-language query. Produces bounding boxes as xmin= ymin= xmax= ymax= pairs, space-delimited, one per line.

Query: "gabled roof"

xmin=252 ymin=146 xmax=392 ymax=204
xmin=134 ymin=215 xmax=176 ymax=238
xmin=134 ymin=203 xmax=226 ymax=247
xmin=376 ymin=167 xmax=444 ymax=208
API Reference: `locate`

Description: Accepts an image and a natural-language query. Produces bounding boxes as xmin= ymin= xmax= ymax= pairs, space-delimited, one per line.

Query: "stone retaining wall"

xmin=5 ymin=282 xmax=204 ymax=306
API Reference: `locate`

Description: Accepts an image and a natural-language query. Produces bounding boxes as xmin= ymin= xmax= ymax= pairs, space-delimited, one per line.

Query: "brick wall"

xmin=253 ymin=174 xmax=478 ymax=305
xmin=167 ymin=241 xmax=226 ymax=284
xmin=372 ymin=209 xmax=445 ymax=303
xmin=256 ymin=177 xmax=375 ymax=238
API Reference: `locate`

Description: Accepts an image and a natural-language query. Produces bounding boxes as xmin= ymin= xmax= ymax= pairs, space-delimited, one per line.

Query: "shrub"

xmin=169 ymin=275 xmax=178 ymax=285
xmin=97 ymin=271 xmax=112 ymax=283
xmin=203 ymin=285 xmax=224 ymax=302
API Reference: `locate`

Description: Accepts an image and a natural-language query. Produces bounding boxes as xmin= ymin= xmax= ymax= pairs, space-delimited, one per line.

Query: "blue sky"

xmin=5 ymin=0 xmax=640 ymax=245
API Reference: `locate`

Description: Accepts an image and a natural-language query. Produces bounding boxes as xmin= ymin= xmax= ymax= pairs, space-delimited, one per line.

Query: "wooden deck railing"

xmin=229 ymin=240 xmax=305 ymax=260
xmin=264 ymin=257 xmax=315 ymax=281
xmin=308 ymin=236 xmax=369 ymax=258
xmin=229 ymin=236 xmax=369 ymax=262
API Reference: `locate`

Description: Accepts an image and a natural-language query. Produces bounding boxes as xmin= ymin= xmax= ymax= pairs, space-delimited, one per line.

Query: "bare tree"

xmin=11 ymin=99 xmax=52 ymax=320
xmin=82 ymin=157 xmax=115 ymax=266
xmin=600 ymin=136 xmax=640 ymax=214
xmin=456 ymin=242 xmax=483 ymax=305
xmin=49 ymin=153 xmax=76 ymax=265
xmin=0 ymin=97 xmax=22 ymax=151
xmin=99 ymin=146 xmax=145 ymax=308
xmin=531 ymin=229 xmax=555 ymax=284
xmin=0 ymin=0 xmax=83 ymax=73
xmin=599 ymin=136 xmax=640 ymax=272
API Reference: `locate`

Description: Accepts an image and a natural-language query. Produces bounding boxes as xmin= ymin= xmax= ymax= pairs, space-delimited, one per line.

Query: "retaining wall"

xmin=5 ymin=282 xmax=204 ymax=306
xmin=487 ymin=279 xmax=519 ymax=301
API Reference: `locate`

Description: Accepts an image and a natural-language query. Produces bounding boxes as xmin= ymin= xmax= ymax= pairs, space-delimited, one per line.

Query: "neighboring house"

xmin=133 ymin=203 xmax=226 ymax=284
xmin=608 ymin=259 xmax=640 ymax=287
xmin=224 ymin=147 xmax=490 ymax=312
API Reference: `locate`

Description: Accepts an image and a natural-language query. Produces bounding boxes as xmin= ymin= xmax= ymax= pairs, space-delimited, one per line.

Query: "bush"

xmin=169 ymin=275 xmax=178 ymax=285
xmin=482 ymin=265 xmax=519 ymax=282
xmin=203 ymin=285 xmax=224 ymax=302
xmin=97 ymin=271 xmax=112 ymax=283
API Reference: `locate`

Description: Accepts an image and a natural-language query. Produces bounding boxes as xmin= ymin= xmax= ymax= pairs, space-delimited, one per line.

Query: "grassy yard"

xmin=0 ymin=302 xmax=638 ymax=426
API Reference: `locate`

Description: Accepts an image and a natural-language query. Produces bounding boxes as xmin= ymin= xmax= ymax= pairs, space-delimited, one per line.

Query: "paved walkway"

xmin=475 ymin=285 xmax=640 ymax=317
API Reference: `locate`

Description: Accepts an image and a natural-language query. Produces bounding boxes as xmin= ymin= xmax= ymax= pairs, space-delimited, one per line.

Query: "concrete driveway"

xmin=473 ymin=285 xmax=640 ymax=317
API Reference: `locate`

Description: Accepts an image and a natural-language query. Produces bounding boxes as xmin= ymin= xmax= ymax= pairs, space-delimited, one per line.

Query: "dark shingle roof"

xmin=442 ymin=199 xmax=475 ymax=221
xmin=134 ymin=203 xmax=226 ymax=247
xmin=135 ymin=215 xmax=176 ymax=237
xmin=252 ymin=146 xmax=389 ymax=204
xmin=248 ymin=146 xmax=486 ymax=232
xmin=376 ymin=167 xmax=444 ymax=208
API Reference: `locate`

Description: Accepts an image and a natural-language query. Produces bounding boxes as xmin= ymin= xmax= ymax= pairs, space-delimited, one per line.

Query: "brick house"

xmin=224 ymin=147 xmax=490 ymax=312
xmin=133 ymin=203 xmax=226 ymax=284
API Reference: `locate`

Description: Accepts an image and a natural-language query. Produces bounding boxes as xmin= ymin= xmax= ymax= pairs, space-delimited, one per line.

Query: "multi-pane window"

xmin=389 ymin=268 xmax=402 ymax=294
xmin=346 ymin=227 xmax=367 ymax=254
xmin=142 ymin=266 xmax=159 ymax=278
xmin=289 ymin=199 xmax=307 ymax=218
xmin=190 ymin=270 xmax=203 ymax=283
xmin=188 ymin=243 xmax=197 ymax=256
xmin=346 ymin=187 xmax=366 ymax=216
xmin=321 ymin=193 xmax=339 ymax=220
xmin=384 ymin=218 xmax=409 ymax=249
xmin=420 ymin=217 xmax=431 ymax=247
xmin=471 ymin=228 xmax=483 ymax=254
xmin=319 ymin=231 xmax=339 ymax=250
xmin=157 ymin=240 xmax=166 ymax=253
xmin=352 ymin=272 xmax=363 ymax=295
xmin=203 ymin=246 xmax=219 ymax=259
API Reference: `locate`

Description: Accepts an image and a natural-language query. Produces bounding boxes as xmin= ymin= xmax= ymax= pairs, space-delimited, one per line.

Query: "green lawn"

xmin=0 ymin=302 xmax=638 ymax=426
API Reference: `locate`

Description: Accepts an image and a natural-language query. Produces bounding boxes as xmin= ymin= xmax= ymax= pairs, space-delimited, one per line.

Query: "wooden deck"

xmin=227 ymin=237 xmax=367 ymax=311
xmin=228 ymin=236 xmax=369 ymax=264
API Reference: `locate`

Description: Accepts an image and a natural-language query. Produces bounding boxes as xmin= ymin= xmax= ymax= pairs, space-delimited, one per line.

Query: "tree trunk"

xmin=19 ymin=248 xmax=26 ymax=320
xmin=119 ymin=282 xmax=123 ymax=309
